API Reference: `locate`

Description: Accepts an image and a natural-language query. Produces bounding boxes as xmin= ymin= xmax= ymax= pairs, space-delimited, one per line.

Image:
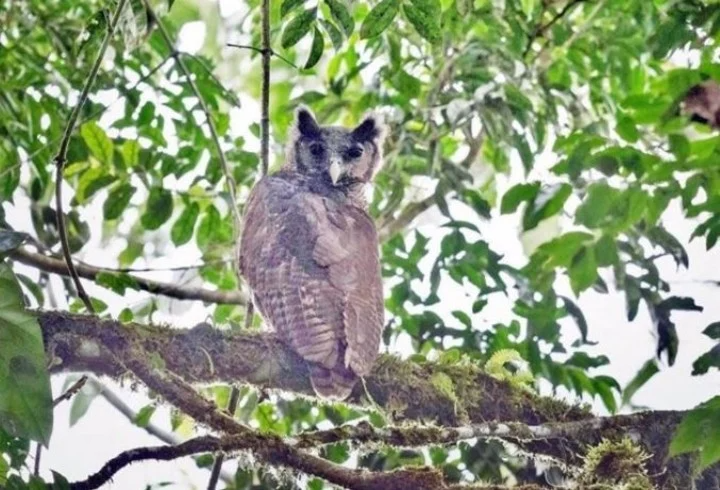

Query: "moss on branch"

xmin=40 ymin=310 xmax=587 ymax=426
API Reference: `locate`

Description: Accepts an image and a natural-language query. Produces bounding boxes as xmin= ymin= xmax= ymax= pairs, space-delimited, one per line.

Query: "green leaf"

xmin=325 ymin=0 xmax=354 ymax=36
xmin=569 ymin=247 xmax=597 ymax=295
xmin=403 ymin=0 xmax=442 ymax=44
xmin=0 ymin=231 xmax=27 ymax=254
xmin=281 ymin=0 xmax=305 ymax=18
xmin=523 ymin=183 xmax=572 ymax=230
xmin=658 ymin=296 xmax=703 ymax=313
xmin=692 ymin=345 xmax=720 ymax=376
xmin=304 ymin=27 xmax=325 ymax=69
xmin=67 ymin=211 xmax=90 ymax=253
xmin=76 ymin=167 xmax=116 ymax=204
xmin=500 ymin=182 xmax=539 ymax=214
xmin=69 ymin=382 xmax=99 ymax=427
xmin=0 ymin=263 xmax=53 ymax=445
xmin=670 ymin=396 xmax=720 ymax=471
xmin=593 ymin=377 xmax=618 ymax=414
xmin=171 ymin=202 xmax=200 ymax=246
xmin=616 ymin=115 xmax=640 ymax=143
xmin=594 ymin=234 xmax=619 ymax=267
xmin=103 ymin=183 xmax=136 ymax=221
xmin=647 ymin=226 xmax=688 ymax=268
xmin=320 ymin=20 xmax=344 ymax=50
xmin=197 ymin=205 xmax=221 ymax=248
xmin=576 ymin=183 xmax=618 ymax=229
xmin=134 ymin=405 xmax=156 ymax=428
xmin=456 ymin=0 xmax=471 ymax=15
xmin=520 ymin=0 xmax=535 ymax=17
xmin=560 ymin=296 xmax=588 ymax=342
xmin=360 ymin=0 xmax=399 ymax=39
xmin=121 ymin=140 xmax=141 ymax=167
xmin=621 ymin=359 xmax=659 ymax=406
xmin=137 ymin=102 xmax=155 ymax=125
xmin=281 ymin=8 xmax=317 ymax=49
xmin=140 ymin=187 xmax=173 ymax=230
xmin=80 ymin=121 xmax=114 ymax=165
xmin=535 ymin=232 xmax=594 ymax=268
xmin=703 ymin=322 xmax=720 ymax=340
xmin=95 ymin=271 xmax=139 ymax=295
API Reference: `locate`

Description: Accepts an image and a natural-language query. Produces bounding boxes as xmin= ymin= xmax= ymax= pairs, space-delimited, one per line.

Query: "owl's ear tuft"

xmin=294 ymin=106 xmax=321 ymax=138
xmin=351 ymin=112 xmax=386 ymax=144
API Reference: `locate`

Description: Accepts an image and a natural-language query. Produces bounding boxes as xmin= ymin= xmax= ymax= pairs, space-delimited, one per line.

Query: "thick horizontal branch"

xmin=41 ymin=310 xmax=587 ymax=426
xmin=40 ymin=310 xmax=719 ymax=488
xmin=12 ymin=248 xmax=246 ymax=305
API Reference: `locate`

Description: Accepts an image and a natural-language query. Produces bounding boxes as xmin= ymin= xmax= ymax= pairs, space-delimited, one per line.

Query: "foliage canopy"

xmin=1 ymin=0 xmax=720 ymax=488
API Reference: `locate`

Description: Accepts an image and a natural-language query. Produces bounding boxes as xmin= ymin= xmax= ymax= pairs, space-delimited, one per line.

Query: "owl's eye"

xmin=346 ymin=146 xmax=364 ymax=159
xmin=309 ymin=142 xmax=325 ymax=157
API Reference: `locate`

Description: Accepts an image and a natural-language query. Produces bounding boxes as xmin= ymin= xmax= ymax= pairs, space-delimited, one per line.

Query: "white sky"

xmin=7 ymin=3 xmax=720 ymax=488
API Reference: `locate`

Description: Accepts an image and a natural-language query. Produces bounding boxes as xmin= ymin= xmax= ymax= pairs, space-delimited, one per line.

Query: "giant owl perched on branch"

xmin=239 ymin=107 xmax=386 ymax=399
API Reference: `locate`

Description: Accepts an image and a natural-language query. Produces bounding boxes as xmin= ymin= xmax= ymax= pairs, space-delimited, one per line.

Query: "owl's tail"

xmin=308 ymin=363 xmax=357 ymax=400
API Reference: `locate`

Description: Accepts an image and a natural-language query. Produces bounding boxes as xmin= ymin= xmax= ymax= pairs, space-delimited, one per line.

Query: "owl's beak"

xmin=328 ymin=160 xmax=343 ymax=185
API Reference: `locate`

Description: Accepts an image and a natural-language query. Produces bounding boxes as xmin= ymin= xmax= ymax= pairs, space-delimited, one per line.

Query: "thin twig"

xmin=93 ymin=258 xmax=234 ymax=273
xmin=52 ymin=0 xmax=130 ymax=313
xmin=11 ymin=247 xmax=247 ymax=305
xmin=35 ymin=374 xmax=89 ymax=476
xmin=260 ymin=1 xmax=271 ymax=176
xmin=34 ymin=443 xmax=41 ymax=476
xmin=183 ymin=52 xmax=242 ymax=109
xmin=523 ymin=0 xmax=589 ymax=57
xmin=206 ymin=386 xmax=241 ymax=489
xmin=53 ymin=375 xmax=88 ymax=407
xmin=226 ymin=43 xmax=297 ymax=69
xmin=145 ymin=1 xmax=243 ymax=237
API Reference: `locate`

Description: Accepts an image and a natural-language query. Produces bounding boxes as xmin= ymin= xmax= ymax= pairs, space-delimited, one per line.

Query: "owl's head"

xmin=285 ymin=106 xmax=386 ymax=188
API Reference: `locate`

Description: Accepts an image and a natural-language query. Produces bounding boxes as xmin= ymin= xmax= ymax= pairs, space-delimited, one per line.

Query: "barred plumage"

xmin=239 ymin=107 xmax=385 ymax=399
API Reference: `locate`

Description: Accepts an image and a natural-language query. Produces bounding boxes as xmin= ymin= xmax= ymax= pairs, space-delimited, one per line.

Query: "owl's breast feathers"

xmin=239 ymin=172 xmax=384 ymax=398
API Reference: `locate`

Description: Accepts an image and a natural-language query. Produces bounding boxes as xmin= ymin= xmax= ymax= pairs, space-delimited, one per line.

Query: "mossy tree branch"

xmin=40 ymin=311 xmax=717 ymax=489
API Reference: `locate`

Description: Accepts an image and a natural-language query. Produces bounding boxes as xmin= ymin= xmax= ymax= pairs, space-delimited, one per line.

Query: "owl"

xmin=238 ymin=106 xmax=386 ymax=399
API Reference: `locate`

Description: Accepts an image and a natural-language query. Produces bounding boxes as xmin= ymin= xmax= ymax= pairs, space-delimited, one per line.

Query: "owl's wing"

xmin=312 ymin=202 xmax=384 ymax=378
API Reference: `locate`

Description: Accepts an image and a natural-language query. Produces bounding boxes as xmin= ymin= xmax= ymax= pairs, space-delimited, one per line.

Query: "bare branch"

xmin=226 ymin=43 xmax=298 ymax=69
xmin=12 ymin=248 xmax=246 ymax=305
xmin=52 ymin=0 xmax=130 ymax=313
xmin=378 ymin=195 xmax=435 ymax=242
xmin=68 ymin=435 xmax=244 ymax=490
